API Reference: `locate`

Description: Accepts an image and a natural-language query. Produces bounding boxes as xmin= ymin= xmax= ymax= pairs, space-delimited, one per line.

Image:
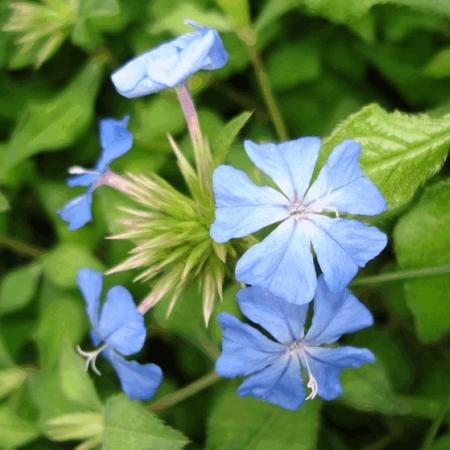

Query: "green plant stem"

xmin=421 ymin=395 xmax=450 ymax=450
xmin=246 ymin=44 xmax=289 ymax=140
xmin=0 ymin=235 xmax=45 ymax=258
xmin=148 ymin=371 xmax=221 ymax=412
xmin=351 ymin=264 xmax=450 ymax=287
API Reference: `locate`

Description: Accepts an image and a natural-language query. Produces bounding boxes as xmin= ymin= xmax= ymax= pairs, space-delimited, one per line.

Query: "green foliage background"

xmin=0 ymin=0 xmax=449 ymax=449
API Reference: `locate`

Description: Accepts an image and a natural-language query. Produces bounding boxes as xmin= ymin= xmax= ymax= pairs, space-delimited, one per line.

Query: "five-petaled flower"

xmin=216 ymin=276 xmax=375 ymax=410
xmin=210 ymin=138 xmax=387 ymax=305
xmin=111 ymin=20 xmax=228 ymax=98
xmin=57 ymin=116 xmax=132 ymax=231
xmin=76 ymin=268 xmax=162 ymax=401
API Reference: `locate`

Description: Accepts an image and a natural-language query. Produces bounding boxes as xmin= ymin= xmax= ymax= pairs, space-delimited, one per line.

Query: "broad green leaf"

xmin=103 ymin=395 xmax=189 ymax=450
xmin=35 ymin=296 xmax=87 ymax=369
xmin=28 ymin=368 xmax=83 ymax=423
xmin=424 ymin=46 xmax=450 ymax=78
xmin=0 ymin=404 xmax=40 ymax=448
xmin=433 ymin=433 xmax=450 ymax=450
xmin=339 ymin=363 xmax=410 ymax=415
xmin=207 ymin=385 xmax=320 ymax=450
xmin=45 ymin=411 xmax=103 ymax=446
xmin=0 ymin=191 xmax=9 ymax=212
xmin=0 ymin=367 xmax=27 ymax=400
xmin=254 ymin=0 xmax=299 ymax=33
xmin=394 ymin=180 xmax=450 ymax=342
xmin=321 ymin=104 xmax=450 ymax=211
xmin=0 ymin=263 xmax=41 ymax=315
xmin=148 ymin=2 xmax=229 ymax=34
xmin=43 ymin=242 xmax=103 ymax=289
xmin=212 ymin=111 xmax=252 ymax=164
xmin=216 ymin=0 xmax=250 ymax=29
xmin=4 ymin=59 xmax=104 ymax=171
xmin=59 ymin=344 xmax=102 ymax=411
xmin=267 ymin=41 xmax=321 ymax=91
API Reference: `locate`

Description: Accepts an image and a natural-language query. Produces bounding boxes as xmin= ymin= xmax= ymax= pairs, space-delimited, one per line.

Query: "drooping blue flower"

xmin=57 ymin=116 xmax=133 ymax=231
xmin=216 ymin=276 xmax=375 ymax=410
xmin=210 ymin=138 xmax=387 ymax=304
xmin=76 ymin=269 xmax=162 ymax=401
xmin=111 ymin=20 xmax=228 ymax=98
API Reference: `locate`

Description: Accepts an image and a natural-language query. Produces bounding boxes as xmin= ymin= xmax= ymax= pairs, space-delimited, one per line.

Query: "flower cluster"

xmin=58 ymin=21 xmax=387 ymax=409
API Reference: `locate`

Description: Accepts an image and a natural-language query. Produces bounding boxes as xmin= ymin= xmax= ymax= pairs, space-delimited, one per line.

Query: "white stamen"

xmin=68 ymin=166 xmax=100 ymax=175
xmin=289 ymin=342 xmax=319 ymax=401
xmin=76 ymin=343 xmax=108 ymax=376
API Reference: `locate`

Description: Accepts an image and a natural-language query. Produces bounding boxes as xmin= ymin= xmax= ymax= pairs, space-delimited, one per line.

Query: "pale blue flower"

xmin=57 ymin=116 xmax=132 ymax=230
xmin=216 ymin=276 xmax=375 ymax=410
xmin=76 ymin=269 xmax=162 ymax=401
xmin=210 ymin=138 xmax=387 ymax=304
xmin=111 ymin=20 xmax=228 ymax=98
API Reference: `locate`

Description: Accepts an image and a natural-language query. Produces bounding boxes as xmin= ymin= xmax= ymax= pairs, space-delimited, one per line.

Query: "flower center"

xmin=76 ymin=343 xmax=108 ymax=376
xmin=288 ymin=201 xmax=308 ymax=220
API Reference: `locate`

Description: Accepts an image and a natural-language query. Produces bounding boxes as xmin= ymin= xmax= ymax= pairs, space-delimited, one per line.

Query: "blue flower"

xmin=210 ymin=138 xmax=387 ymax=304
xmin=111 ymin=20 xmax=228 ymax=98
xmin=216 ymin=276 xmax=375 ymax=410
xmin=57 ymin=116 xmax=133 ymax=231
xmin=76 ymin=268 xmax=162 ymax=401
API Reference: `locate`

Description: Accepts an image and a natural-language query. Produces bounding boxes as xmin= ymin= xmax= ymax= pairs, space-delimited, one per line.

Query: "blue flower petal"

xmin=304 ymin=140 xmax=386 ymax=216
xmin=215 ymin=313 xmax=285 ymax=378
xmin=236 ymin=219 xmax=317 ymax=305
xmin=210 ymin=165 xmax=289 ymax=243
xmin=237 ymin=355 xmax=305 ymax=410
xmin=76 ymin=269 xmax=103 ymax=328
xmin=304 ymin=215 xmax=387 ymax=293
xmin=305 ymin=276 xmax=373 ymax=346
xmin=244 ymin=138 xmax=321 ymax=200
xmin=57 ymin=191 xmax=93 ymax=231
xmin=237 ymin=286 xmax=308 ymax=345
xmin=111 ymin=24 xmax=227 ymax=98
xmin=97 ymin=286 xmax=145 ymax=356
xmin=304 ymin=346 xmax=375 ymax=400
xmin=96 ymin=116 xmax=133 ymax=172
xmin=67 ymin=173 xmax=98 ymax=188
xmin=106 ymin=350 xmax=163 ymax=401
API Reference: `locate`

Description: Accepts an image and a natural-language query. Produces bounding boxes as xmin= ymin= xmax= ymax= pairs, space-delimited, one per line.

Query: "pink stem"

xmin=98 ymin=170 xmax=135 ymax=196
xmin=175 ymin=83 xmax=203 ymax=149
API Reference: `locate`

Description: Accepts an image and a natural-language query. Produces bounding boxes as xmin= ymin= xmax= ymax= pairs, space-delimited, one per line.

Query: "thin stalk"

xmin=421 ymin=395 xmax=450 ymax=450
xmin=0 ymin=235 xmax=45 ymax=258
xmin=246 ymin=44 xmax=288 ymax=140
xmin=351 ymin=264 xmax=450 ymax=287
xmin=148 ymin=371 xmax=220 ymax=412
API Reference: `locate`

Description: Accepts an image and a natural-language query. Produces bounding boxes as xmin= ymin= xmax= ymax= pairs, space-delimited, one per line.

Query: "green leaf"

xmin=216 ymin=0 xmax=250 ymax=29
xmin=254 ymin=0 xmax=299 ymax=33
xmin=148 ymin=2 xmax=229 ymax=34
xmin=212 ymin=111 xmax=252 ymax=164
xmin=394 ymin=180 xmax=450 ymax=342
xmin=103 ymin=394 xmax=189 ymax=450
xmin=35 ymin=296 xmax=87 ymax=369
xmin=433 ymin=433 xmax=450 ymax=450
xmin=0 ymin=404 xmax=40 ymax=448
xmin=207 ymin=385 xmax=320 ymax=450
xmin=321 ymin=104 xmax=450 ymax=211
xmin=424 ymin=46 xmax=450 ymax=78
xmin=0 ymin=191 xmax=9 ymax=212
xmin=43 ymin=242 xmax=103 ymax=289
xmin=0 ymin=367 xmax=27 ymax=400
xmin=0 ymin=263 xmax=41 ymax=315
xmin=267 ymin=41 xmax=321 ymax=91
xmin=339 ymin=363 xmax=410 ymax=415
xmin=4 ymin=59 xmax=104 ymax=171
xmin=59 ymin=344 xmax=102 ymax=411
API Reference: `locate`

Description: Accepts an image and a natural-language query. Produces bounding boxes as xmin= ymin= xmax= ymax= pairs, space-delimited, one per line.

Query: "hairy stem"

xmin=148 ymin=371 xmax=221 ymax=412
xmin=99 ymin=170 xmax=136 ymax=197
xmin=176 ymin=83 xmax=203 ymax=150
xmin=0 ymin=235 xmax=45 ymax=258
xmin=246 ymin=44 xmax=288 ymax=140
xmin=351 ymin=264 xmax=450 ymax=287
